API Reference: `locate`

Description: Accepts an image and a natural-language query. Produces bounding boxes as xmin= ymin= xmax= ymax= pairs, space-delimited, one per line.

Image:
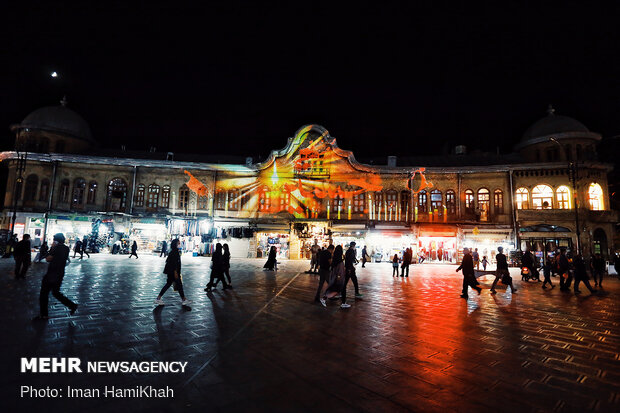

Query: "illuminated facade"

xmin=1 ymin=103 xmax=616 ymax=262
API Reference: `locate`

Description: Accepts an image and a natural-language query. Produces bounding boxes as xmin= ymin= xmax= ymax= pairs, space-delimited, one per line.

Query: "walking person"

xmin=573 ymin=254 xmax=597 ymax=294
xmin=309 ymin=240 xmax=320 ymax=273
xmin=81 ymin=236 xmax=90 ymax=258
xmin=316 ymin=245 xmax=334 ymax=305
xmin=343 ymin=241 xmax=364 ymax=302
xmin=490 ymin=246 xmax=517 ymax=294
xmin=160 ymin=240 xmax=168 ymax=257
xmin=558 ymin=248 xmax=572 ymax=291
xmin=73 ymin=239 xmax=82 ymax=259
xmin=128 ymin=240 xmax=139 ymax=259
xmin=36 ymin=241 xmax=49 ymax=263
xmin=590 ymin=253 xmax=605 ymax=288
xmin=542 ymin=257 xmax=555 ymax=289
xmin=481 ymin=256 xmax=489 ymax=271
xmin=14 ymin=234 xmax=32 ymax=279
xmin=472 ymin=248 xmax=480 ymax=270
xmin=214 ymin=243 xmax=233 ymax=288
xmin=361 ymin=246 xmax=369 ymax=268
xmin=521 ymin=249 xmax=536 ymax=281
xmin=155 ymin=239 xmax=191 ymax=306
xmin=263 ymin=245 xmax=278 ymax=271
xmin=322 ymin=245 xmax=345 ymax=306
xmin=401 ymin=248 xmax=411 ymax=277
xmin=457 ymin=248 xmax=481 ymax=298
xmin=392 ymin=254 xmax=399 ymax=276
xmin=34 ymin=233 xmax=78 ymax=320
xmin=205 ymin=243 xmax=230 ymax=292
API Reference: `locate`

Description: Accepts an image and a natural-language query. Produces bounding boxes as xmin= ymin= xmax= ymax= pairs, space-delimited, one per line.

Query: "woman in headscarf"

xmin=205 ymin=243 xmax=230 ymax=292
xmin=321 ymin=245 xmax=345 ymax=305
xmin=456 ymin=247 xmax=481 ymax=298
xmin=155 ymin=239 xmax=191 ymax=306
xmin=263 ymin=246 xmax=278 ymax=271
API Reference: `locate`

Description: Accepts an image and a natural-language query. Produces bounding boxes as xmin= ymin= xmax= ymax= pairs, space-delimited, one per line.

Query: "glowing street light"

xmin=51 ymin=71 xmax=58 ymax=78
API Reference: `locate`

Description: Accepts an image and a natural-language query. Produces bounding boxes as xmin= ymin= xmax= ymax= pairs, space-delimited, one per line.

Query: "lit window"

xmin=464 ymin=189 xmax=474 ymax=209
xmin=147 ymin=184 xmax=160 ymax=210
xmin=477 ymin=188 xmax=490 ymax=221
xmin=493 ymin=189 xmax=503 ymax=214
xmin=259 ymin=188 xmax=271 ymax=211
xmin=556 ymin=186 xmax=570 ymax=209
xmin=161 ymin=185 xmax=171 ymax=208
xmin=516 ymin=188 xmax=529 ymax=210
xmin=430 ymin=189 xmax=442 ymax=212
xmin=228 ymin=190 xmax=239 ymax=211
xmin=353 ymin=192 xmax=366 ymax=213
xmin=588 ymin=183 xmax=604 ymax=210
xmin=446 ymin=190 xmax=456 ymax=214
xmin=532 ymin=185 xmax=553 ymax=209
xmin=418 ymin=190 xmax=427 ymax=213
xmin=135 ymin=184 xmax=145 ymax=207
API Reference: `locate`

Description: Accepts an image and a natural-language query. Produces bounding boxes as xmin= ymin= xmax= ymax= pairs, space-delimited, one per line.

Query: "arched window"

xmin=446 ymin=190 xmax=456 ymax=214
xmin=353 ymin=192 xmax=366 ymax=213
xmin=39 ymin=179 xmax=50 ymax=202
xmin=87 ymin=181 xmax=97 ymax=204
xmin=59 ymin=179 xmax=70 ymax=203
xmin=556 ymin=186 xmax=570 ymax=209
xmin=161 ymin=185 xmax=170 ymax=208
xmin=71 ymin=178 xmax=86 ymax=208
xmin=135 ymin=184 xmax=145 ymax=207
xmin=516 ymin=187 xmax=529 ymax=210
xmin=418 ymin=190 xmax=427 ymax=213
xmin=386 ymin=191 xmax=397 ymax=220
xmin=477 ymin=188 xmax=490 ymax=221
xmin=178 ymin=184 xmax=189 ymax=211
xmin=374 ymin=191 xmax=383 ymax=219
xmin=259 ymin=187 xmax=271 ymax=212
xmin=430 ymin=189 xmax=442 ymax=212
xmin=106 ymin=178 xmax=127 ymax=212
xmin=464 ymin=189 xmax=474 ymax=210
xmin=228 ymin=189 xmax=239 ymax=211
xmin=215 ymin=190 xmax=226 ymax=210
xmin=24 ymin=174 xmax=38 ymax=203
xmin=493 ymin=189 xmax=503 ymax=215
xmin=280 ymin=191 xmax=291 ymax=211
xmin=147 ymin=184 xmax=160 ymax=210
xmin=198 ymin=196 xmax=209 ymax=210
xmin=532 ymin=185 xmax=553 ymax=209
xmin=399 ymin=190 xmax=409 ymax=221
xmin=588 ymin=183 xmax=604 ymax=210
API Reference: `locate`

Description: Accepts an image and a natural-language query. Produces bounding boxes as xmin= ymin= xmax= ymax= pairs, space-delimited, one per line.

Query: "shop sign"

xmin=48 ymin=215 xmax=92 ymax=222
xmin=472 ymin=227 xmax=480 ymax=235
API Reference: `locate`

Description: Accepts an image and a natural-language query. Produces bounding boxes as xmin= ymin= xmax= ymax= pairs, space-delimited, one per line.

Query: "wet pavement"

xmin=1 ymin=254 xmax=619 ymax=412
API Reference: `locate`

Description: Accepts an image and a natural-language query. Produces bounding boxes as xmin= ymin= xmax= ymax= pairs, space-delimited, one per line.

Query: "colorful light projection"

xmin=182 ymin=125 xmax=433 ymax=220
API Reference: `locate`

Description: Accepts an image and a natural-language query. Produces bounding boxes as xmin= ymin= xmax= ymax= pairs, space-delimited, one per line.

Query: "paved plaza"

xmin=1 ymin=254 xmax=619 ymax=412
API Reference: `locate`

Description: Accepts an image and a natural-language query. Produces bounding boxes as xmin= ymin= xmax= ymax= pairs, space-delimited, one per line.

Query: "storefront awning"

xmin=418 ymin=225 xmax=457 ymax=237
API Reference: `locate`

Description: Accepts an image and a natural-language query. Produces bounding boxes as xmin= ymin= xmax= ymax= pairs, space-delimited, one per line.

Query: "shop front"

xmin=130 ymin=218 xmax=168 ymax=253
xmin=460 ymin=226 xmax=514 ymax=265
xmin=255 ymin=225 xmax=290 ymax=259
xmin=417 ymin=224 xmax=458 ymax=263
xmin=365 ymin=226 xmax=416 ymax=263
xmin=45 ymin=214 xmax=96 ymax=246
xmin=294 ymin=221 xmax=331 ymax=259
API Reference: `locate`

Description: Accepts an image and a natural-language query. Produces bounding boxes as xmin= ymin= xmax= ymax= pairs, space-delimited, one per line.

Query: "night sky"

xmin=3 ymin=2 xmax=620 ymax=162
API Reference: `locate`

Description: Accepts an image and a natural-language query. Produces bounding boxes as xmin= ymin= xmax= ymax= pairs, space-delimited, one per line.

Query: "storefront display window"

xmin=256 ymin=232 xmax=289 ymax=259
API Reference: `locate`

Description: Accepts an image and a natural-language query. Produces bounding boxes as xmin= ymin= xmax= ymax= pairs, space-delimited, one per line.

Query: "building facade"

xmin=1 ymin=103 xmax=616 ymax=264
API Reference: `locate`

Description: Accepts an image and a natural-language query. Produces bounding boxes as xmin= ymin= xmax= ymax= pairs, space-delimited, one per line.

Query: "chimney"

xmin=166 ymin=152 xmax=174 ymax=161
xmin=245 ymin=157 xmax=253 ymax=167
xmin=387 ymin=156 xmax=397 ymax=167
xmin=149 ymin=146 xmax=156 ymax=153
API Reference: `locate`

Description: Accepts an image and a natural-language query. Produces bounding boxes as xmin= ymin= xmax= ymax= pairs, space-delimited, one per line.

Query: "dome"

xmin=15 ymin=102 xmax=94 ymax=142
xmin=516 ymin=105 xmax=599 ymax=150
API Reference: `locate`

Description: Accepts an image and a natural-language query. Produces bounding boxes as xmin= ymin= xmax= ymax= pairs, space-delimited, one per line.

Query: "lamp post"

xmin=10 ymin=144 xmax=28 ymax=241
xmin=550 ymin=137 xmax=580 ymax=255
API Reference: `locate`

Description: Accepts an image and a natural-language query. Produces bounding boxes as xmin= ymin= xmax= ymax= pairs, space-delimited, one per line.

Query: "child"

xmin=392 ymin=254 xmax=399 ymax=276
xmin=481 ymin=256 xmax=489 ymax=271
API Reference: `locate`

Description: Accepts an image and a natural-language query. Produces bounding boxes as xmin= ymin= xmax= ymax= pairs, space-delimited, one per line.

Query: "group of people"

xmin=72 ymin=236 xmax=91 ymax=260
xmin=311 ymin=241 xmax=363 ymax=309
xmin=521 ymin=248 xmax=604 ymax=295
xmin=457 ymin=246 xmax=517 ymax=298
xmin=391 ymin=248 xmax=413 ymax=277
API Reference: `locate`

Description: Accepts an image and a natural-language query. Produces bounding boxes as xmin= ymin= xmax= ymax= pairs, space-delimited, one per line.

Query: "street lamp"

xmin=10 ymin=142 xmax=28 ymax=241
xmin=550 ymin=137 xmax=580 ymax=255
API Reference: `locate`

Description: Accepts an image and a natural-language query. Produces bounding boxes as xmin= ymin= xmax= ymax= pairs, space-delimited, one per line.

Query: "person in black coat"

xmin=128 ymin=240 xmax=139 ymax=259
xmin=557 ymin=248 xmax=572 ymax=291
xmin=214 ymin=243 xmax=233 ymax=288
xmin=14 ymin=234 xmax=32 ymax=279
xmin=590 ymin=253 xmax=606 ymax=288
xmin=160 ymin=240 xmax=168 ymax=257
xmin=263 ymin=246 xmax=278 ymax=271
xmin=573 ymin=255 xmax=597 ymax=294
xmin=490 ymin=246 xmax=517 ymax=294
xmin=73 ymin=239 xmax=83 ymax=259
xmin=456 ymin=248 xmax=481 ymax=298
xmin=205 ymin=243 xmax=230 ymax=292
xmin=155 ymin=239 xmax=191 ymax=306
xmin=34 ymin=233 xmax=77 ymax=320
